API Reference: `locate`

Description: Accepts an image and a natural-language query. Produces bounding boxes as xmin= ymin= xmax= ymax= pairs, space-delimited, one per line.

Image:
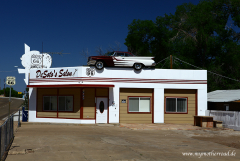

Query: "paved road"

xmin=0 ymin=97 xmax=24 ymax=120
xmin=6 ymin=124 xmax=240 ymax=161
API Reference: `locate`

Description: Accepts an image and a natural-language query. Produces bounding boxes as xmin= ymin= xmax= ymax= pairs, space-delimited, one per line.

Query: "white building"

xmin=25 ymin=66 xmax=207 ymax=124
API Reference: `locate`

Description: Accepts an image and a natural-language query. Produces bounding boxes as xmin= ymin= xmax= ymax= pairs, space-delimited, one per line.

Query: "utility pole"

xmin=170 ymin=55 xmax=173 ymax=69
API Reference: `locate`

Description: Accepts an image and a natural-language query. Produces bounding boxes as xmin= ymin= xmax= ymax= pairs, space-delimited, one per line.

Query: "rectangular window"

xmin=129 ymin=97 xmax=150 ymax=112
xmin=43 ymin=96 xmax=73 ymax=111
xmin=166 ymin=97 xmax=187 ymax=113
xmin=58 ymin=96 xmax=73 ymax=111
xmin=43 ymin=96 xmax=57 ymax=111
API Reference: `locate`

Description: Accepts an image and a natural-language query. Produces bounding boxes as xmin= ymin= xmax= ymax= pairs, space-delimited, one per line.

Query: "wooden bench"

xmin=194 ymin=116 xmax=214 ymax=128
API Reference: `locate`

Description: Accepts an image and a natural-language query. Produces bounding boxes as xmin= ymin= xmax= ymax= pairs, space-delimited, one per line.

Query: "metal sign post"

xmin=6 ymin=76 xmax=16 ymax=119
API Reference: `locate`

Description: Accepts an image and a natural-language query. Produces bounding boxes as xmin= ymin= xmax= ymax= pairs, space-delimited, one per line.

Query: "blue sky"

xmin=0 ymin=0 xmax=202 ymax=93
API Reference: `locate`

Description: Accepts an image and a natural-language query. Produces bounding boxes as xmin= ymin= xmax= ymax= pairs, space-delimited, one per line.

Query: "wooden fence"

xmin=208 ymin=110 xmax=240 ymax=131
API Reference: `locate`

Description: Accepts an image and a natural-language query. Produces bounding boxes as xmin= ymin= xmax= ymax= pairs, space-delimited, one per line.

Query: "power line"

xmin=161 ymin=57 xmax=169 ymax=68
xmin=155 ymin=56 xmax=169 ymax=65
xmin=174 ymin=57 xmax=240 ymax=82
xmin=0 ymin=70 xmax=18 ymax=73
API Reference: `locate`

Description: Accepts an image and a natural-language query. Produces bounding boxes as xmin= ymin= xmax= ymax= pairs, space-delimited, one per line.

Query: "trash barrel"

xmin=22 ymin=107 xmax=28 ymax=122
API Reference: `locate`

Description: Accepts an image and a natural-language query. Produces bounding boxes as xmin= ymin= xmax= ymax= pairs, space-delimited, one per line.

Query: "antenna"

xmin=46 ymin=51 xmax=70 ymax=56
xmin=41 ymin=42 xmax=70 ymax=68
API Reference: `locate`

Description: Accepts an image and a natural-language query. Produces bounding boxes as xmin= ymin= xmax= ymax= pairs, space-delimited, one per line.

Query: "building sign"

xmin=21 ymin=44 xmax=52 ymax=70
xmin=36 ymin=68 xmax=78 ymax=78
xmin=86 ymin=68 xmax=95 ymax=77
xmin=31 ymin=54 xmax=42 ymax=68
xmin=6 ymin=76 xmax=16 ymax=86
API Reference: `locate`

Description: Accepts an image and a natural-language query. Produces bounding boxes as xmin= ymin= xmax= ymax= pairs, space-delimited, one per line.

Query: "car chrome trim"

xmin=87 ymin=60 xmax=97 ymax=65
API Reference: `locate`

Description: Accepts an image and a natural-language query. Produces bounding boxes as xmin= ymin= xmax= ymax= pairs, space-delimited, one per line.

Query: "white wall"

xmin=154 ymin=88 xmax=164 ymax=123
xmin=27 ymin=66 xmax=207 ymax=123
xmin=108 ymin=87 xmax=119 ymax=123
xmin=28 ymin=87 xmax=37 ymax=122
xmin=198 ymin=89 xmax=208 ymax=116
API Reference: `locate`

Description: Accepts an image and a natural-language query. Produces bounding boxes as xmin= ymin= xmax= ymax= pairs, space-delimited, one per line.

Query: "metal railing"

xmin=209 ymin=110 xmax=240 ymax=131
xmin=0 ymin=109 xmax=21 ymax=161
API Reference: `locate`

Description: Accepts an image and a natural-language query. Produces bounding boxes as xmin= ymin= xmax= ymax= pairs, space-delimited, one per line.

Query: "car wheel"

xmin=134 ymin=63 xmax=143 ymax=70
xmin=95 ymin=61 xmax=104 ymax=70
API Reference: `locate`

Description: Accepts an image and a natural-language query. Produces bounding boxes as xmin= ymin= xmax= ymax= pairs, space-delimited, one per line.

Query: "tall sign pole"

xmin=4 ymin=78 xmax=5 ymax=96
xmin=9 ymin=85 xmax=11 ymax=118
xmin=6 ymin=76 xmax=16 ymax=118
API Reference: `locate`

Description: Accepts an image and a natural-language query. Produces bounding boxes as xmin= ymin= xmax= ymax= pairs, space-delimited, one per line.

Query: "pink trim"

xmin=28 ymin=84 xmax=114 ymax=88
xmin=29 ymin=77 xmax=207 ymax=84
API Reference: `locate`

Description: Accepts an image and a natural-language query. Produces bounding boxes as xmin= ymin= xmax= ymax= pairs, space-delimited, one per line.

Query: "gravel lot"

xmin=5 ymin=124 xmax=240 ymax=161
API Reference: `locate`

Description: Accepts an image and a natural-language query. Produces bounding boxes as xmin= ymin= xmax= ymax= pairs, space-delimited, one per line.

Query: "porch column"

xmin=109 ymin=86 xmax=119 ymax=123
xmin=198 ymin=89 xmax=207 ymax=116
xmin=154 ymin=88 xmax=164 ymax=123
xmin=28 ymin=87 xmax=37 ymax=122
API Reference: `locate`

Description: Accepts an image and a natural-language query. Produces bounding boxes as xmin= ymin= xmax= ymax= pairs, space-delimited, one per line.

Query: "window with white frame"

xmin=43 ymin=96 xmax=57 ymax=111
xmin=129 ymin=97 xmax=151 ymax=112
xmin=166 ymin=97 xmax=187 ymax=113
xmin=58 ymin=96 xmax=73 ymax=111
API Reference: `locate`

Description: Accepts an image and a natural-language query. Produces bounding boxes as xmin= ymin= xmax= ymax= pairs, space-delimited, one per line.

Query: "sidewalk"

xmin=120 ymin=123 xmax=234 ymax=131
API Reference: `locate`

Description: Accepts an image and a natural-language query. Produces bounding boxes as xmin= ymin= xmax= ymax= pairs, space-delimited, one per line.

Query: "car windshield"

xmin=125 ymin=53 xmax=135 ymax=57
xmin=105 ymin=52 xmax=114 ymax=56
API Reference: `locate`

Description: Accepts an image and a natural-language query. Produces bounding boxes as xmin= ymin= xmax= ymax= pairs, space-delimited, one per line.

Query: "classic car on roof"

xmin=87 ymin=51 xmax=156 ymax=70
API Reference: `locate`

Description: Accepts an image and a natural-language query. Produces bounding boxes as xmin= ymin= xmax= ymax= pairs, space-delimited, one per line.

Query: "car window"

xmin=125 ymin=53 xmax=134 ymax=57
xmin=105 ymin=52 xmax=114 ymax=56
xmin=116 ymin=53 xmax=125 ymax=57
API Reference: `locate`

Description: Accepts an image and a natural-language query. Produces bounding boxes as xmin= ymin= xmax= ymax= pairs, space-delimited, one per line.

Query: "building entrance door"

xmin=96 ymin=97 xmax=108 ymax=123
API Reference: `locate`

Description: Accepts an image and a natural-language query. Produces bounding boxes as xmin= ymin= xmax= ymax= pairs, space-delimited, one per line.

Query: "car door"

xmin=113 ymin=52 xmax=130 ymax=67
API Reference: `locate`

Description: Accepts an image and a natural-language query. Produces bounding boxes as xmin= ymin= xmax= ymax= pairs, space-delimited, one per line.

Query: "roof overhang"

xmin=27 ymin=84 xmax=114 ymax=88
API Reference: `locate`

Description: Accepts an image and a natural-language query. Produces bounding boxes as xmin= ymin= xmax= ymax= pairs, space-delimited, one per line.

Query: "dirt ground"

xmin=192 ymin=131 xmax=240 ymax=149
xmin=5 ymin=124 xmax=240 ymax=161
xmin=161 ymin=128 xmax=240 ymax=152
xmin=121 ymin=123 xmax=240 ymax=150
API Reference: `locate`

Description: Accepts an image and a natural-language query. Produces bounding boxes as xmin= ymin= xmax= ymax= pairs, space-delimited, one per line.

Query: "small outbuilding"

xmin=208 ymin=90 xmax=240 ymax=111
